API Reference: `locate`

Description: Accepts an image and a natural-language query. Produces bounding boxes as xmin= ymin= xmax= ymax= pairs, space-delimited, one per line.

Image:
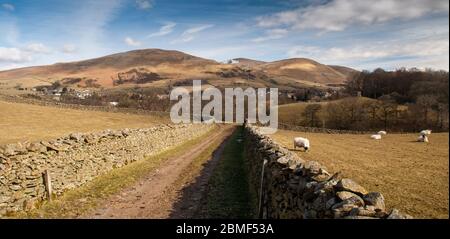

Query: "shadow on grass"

xmin=12 ymin=126 xmax=218 ymax=219
xmin=168 ymin=126 xmax=255 ymax=219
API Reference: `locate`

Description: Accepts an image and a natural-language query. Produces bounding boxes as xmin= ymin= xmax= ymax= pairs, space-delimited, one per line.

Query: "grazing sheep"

xmin=417 ymin=135 xmax=429 ymax=143
xmin=294 ymin=137 xmax=310 ymax=151
xmin=378 ymin=131 xmax=387 ymax=135
xmin=371 ymin=134 xmax=382 ymax=140
xmin=420 ymin=129 xmax=432 ymax=136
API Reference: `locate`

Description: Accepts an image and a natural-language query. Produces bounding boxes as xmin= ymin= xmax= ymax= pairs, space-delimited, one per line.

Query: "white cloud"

xmin=398 ymin=56 xmax=450 ymax=71
xmin=173 ymin=35 xmax=194 ymax=44
xmin=147 ymin=22 xmax=176 ymax=38
xmin=62 ymin=44 xmax=77 ymax=53
xmin=251 ymin=28 xmax=288 ymax=43
xmin=2 ymin=3 xmax=15 ymax=11
xmin=61 ymin=0 xmax=123 ymax=55
xmin=136 ymin=0 xmax=153 ymax=10
xmin=0 ymin=47 xmax=32 ymax=63
xmin=287 ymin=35 xmax=449 ymax=70
xmin=124 ymin=37 xmax=142 ymax=47
xmin=182 ymin=25 xmax=214 ymax=35
xmin=25 ymin=43 xmax=50 ymax=54
xmin=172 ymin=24 xmax=214 ymax=44
xmin=1 ymin=0 xmax=123 ymax=69
xmin=257 ymin=0 xmax=449 ymax=32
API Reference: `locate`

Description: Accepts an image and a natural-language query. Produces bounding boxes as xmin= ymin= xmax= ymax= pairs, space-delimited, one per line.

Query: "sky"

xmin=0 ymin=0 xmax=449 ymax=71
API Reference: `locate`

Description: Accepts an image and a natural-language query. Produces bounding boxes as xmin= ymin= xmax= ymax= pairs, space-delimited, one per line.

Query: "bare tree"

xmin=416 ymin=95 xmax=438 ymax=126
xmin=364 ymin=100 xmax=380 ymax=122
xmin=436 ymin=103 xmax=449 ymax=130
xmin=378 ymin=95 xmax=397 ymax=131
xmin=302 ymin=104 xmax=322 ymax=127
xmin=325 ymin=102 xmax=348 ymax=129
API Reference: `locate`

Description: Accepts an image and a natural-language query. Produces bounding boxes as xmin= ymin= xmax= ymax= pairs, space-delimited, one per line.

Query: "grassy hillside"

xmin=259 ymin=58 xmax=349 ymax=85
xmin=278 ymin=97 xmax=423 ymax=131
xmin=0 ymin=49 xmax=219 ymax=88
xmin=0 ymin=49 xmax=355 ymax=90
xmin=278 ymin=98 xmax=374 ymax=124
xmin=328 ymin=65 xmax=359 ymax=80
xmin=271 ymin=130 xmax=449 ymax=219
xmin=278 ymin=100 xmax=332 ymax=125
xmin=0 ymin=101 xmax=168 ymax=145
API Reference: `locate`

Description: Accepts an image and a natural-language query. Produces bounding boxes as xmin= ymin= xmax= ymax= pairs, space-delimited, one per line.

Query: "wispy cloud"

xmin=136 ymin=0 xmax=153 ymax=10
xmin=251 ymin=28 xmax=288 ymax=43
xmin=183 ymin=25 xmax=214 ymax=36
xmin=256 ymin=0 xmax=449 ymax=32
xmin=287 ymin=35 xmax=449 ymax=70
xmin=0 ymin=21 xmax=19 ymax=45
xmin=0 ymin=47 xmax=32 ymax=63
xmin=73 ymin=0 xmax=123 ymax=49
xmin=2 ymin=3 xmax=15 ymax=11
xmin=124 ymin=37 xmax=142 ymax=47
xmin=172 ymin=24 xmax=214 ymax=44
xmin=0 ymin=0 xmax=447 ymax=71
xmin=1 ymin=43 xmax=50 ymax=64
xmin=0 ymin=0 xmax=123 ymax=68
xmin=62 ymin=44 xmax=77 ymax=54
xmin=147 ymin=22 xmax=176 ymax=38
xmin=25 ymin=43 xmax=50 ymax=54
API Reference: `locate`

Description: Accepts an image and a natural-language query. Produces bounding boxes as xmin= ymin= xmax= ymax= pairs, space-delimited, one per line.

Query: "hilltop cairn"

xmin=244 ymin=124 xmax=412 ymax=219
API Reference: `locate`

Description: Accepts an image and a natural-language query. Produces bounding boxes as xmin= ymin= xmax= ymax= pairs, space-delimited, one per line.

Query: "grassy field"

xmin=12 ymin=126 xmax=218 ymax=218
xmin=271 ymin=130 xmax=449 ymax=219
xmin=204 ymin=127 xmax=255 ymax=219
xmin=278 ymin=97 xmax=410 ymax=126
xmin=0 ymin=100 xmax=169 ymax=145
xmin=279 ymin=100 xmax=331 ymax=125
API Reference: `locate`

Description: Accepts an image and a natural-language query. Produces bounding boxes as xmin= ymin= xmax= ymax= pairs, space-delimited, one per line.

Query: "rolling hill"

xmin=230 ymin=58 xmax=267 ymax=67
xmin=0 ymin=49 xmax=219 ymax=88
xmin=0 ymin=48 xmax=357 ymax=90
xmin=258 ymin=58 xmax=351 ymax=86
xmin=328 ymin=65 xmax=360 ymax=81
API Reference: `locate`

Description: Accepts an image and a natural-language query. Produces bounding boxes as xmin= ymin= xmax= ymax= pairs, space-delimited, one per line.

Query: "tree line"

xmin=297 ymin=68 xmax=449 ymax=132
xmin=346 ymin=68 xmax=448 ymax=105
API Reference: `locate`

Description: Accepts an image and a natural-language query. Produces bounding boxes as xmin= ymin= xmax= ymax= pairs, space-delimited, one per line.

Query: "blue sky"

xmin=0 ymin=0 xmax=448 ymax=71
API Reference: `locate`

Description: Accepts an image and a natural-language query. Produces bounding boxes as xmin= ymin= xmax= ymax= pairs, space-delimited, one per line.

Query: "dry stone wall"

xmin=0 ymin=94 xmax=170 ymax=117
xmin=0 ymin=123 xmax=213 ymax=217
xmin=278 ymin=123 xmax=372 ymax=134
xmin=244 ymin=124 xmax=412 ymax=219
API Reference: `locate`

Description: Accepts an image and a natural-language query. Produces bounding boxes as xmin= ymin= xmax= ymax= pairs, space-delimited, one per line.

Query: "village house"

xmin=109 ymin=101 xmax=119 ymax=107
xmin=75 ymin=90 xmax=92 ymax=99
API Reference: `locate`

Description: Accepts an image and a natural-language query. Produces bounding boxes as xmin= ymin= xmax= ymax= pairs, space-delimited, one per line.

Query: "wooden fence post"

xmin=258 ymin=159 xmax=268 ymax=219
xmin=43 ymin=170 xmax=52 ymax=201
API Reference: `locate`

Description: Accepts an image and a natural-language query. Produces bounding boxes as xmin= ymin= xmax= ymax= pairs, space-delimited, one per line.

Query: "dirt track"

xmin=83 ymin=125 xmax=235 ymax=219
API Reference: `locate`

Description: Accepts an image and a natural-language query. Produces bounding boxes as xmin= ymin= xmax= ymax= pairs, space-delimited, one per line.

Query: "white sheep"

xmin=378 ymin=131 xmax=387 ymax=135
xmin=420 ymin=129 xmax=432 ymax=136
xmin=417 ymin=135 xmax=429 ymax=143
xmin=294 ymin=137 xmax=310 ymax=151
xmin=371 ymin=134 xmax=382 ymax=140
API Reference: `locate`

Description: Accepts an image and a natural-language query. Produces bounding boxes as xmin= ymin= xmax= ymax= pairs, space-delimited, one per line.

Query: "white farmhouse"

xmin=109 ymin=101 xmax=119 ymax=107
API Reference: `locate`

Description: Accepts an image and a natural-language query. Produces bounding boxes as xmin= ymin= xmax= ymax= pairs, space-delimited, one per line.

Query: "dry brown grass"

xmin=280 ymin=62 xmax=317 ymax=71
xmin=278 ymin=101 xmax=330 ymax=125
xmin=0 ymin=101 xmax=168 ymax=145
xmin=271 ymin=130 xmax=449 ymax=219
xmin=0 ymin=49 xmax=352 ymax=90
xmin=12 ymin=125 xmax=219 ymax=219
xmin=278 ymin=97 xmax=411 ymax=126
